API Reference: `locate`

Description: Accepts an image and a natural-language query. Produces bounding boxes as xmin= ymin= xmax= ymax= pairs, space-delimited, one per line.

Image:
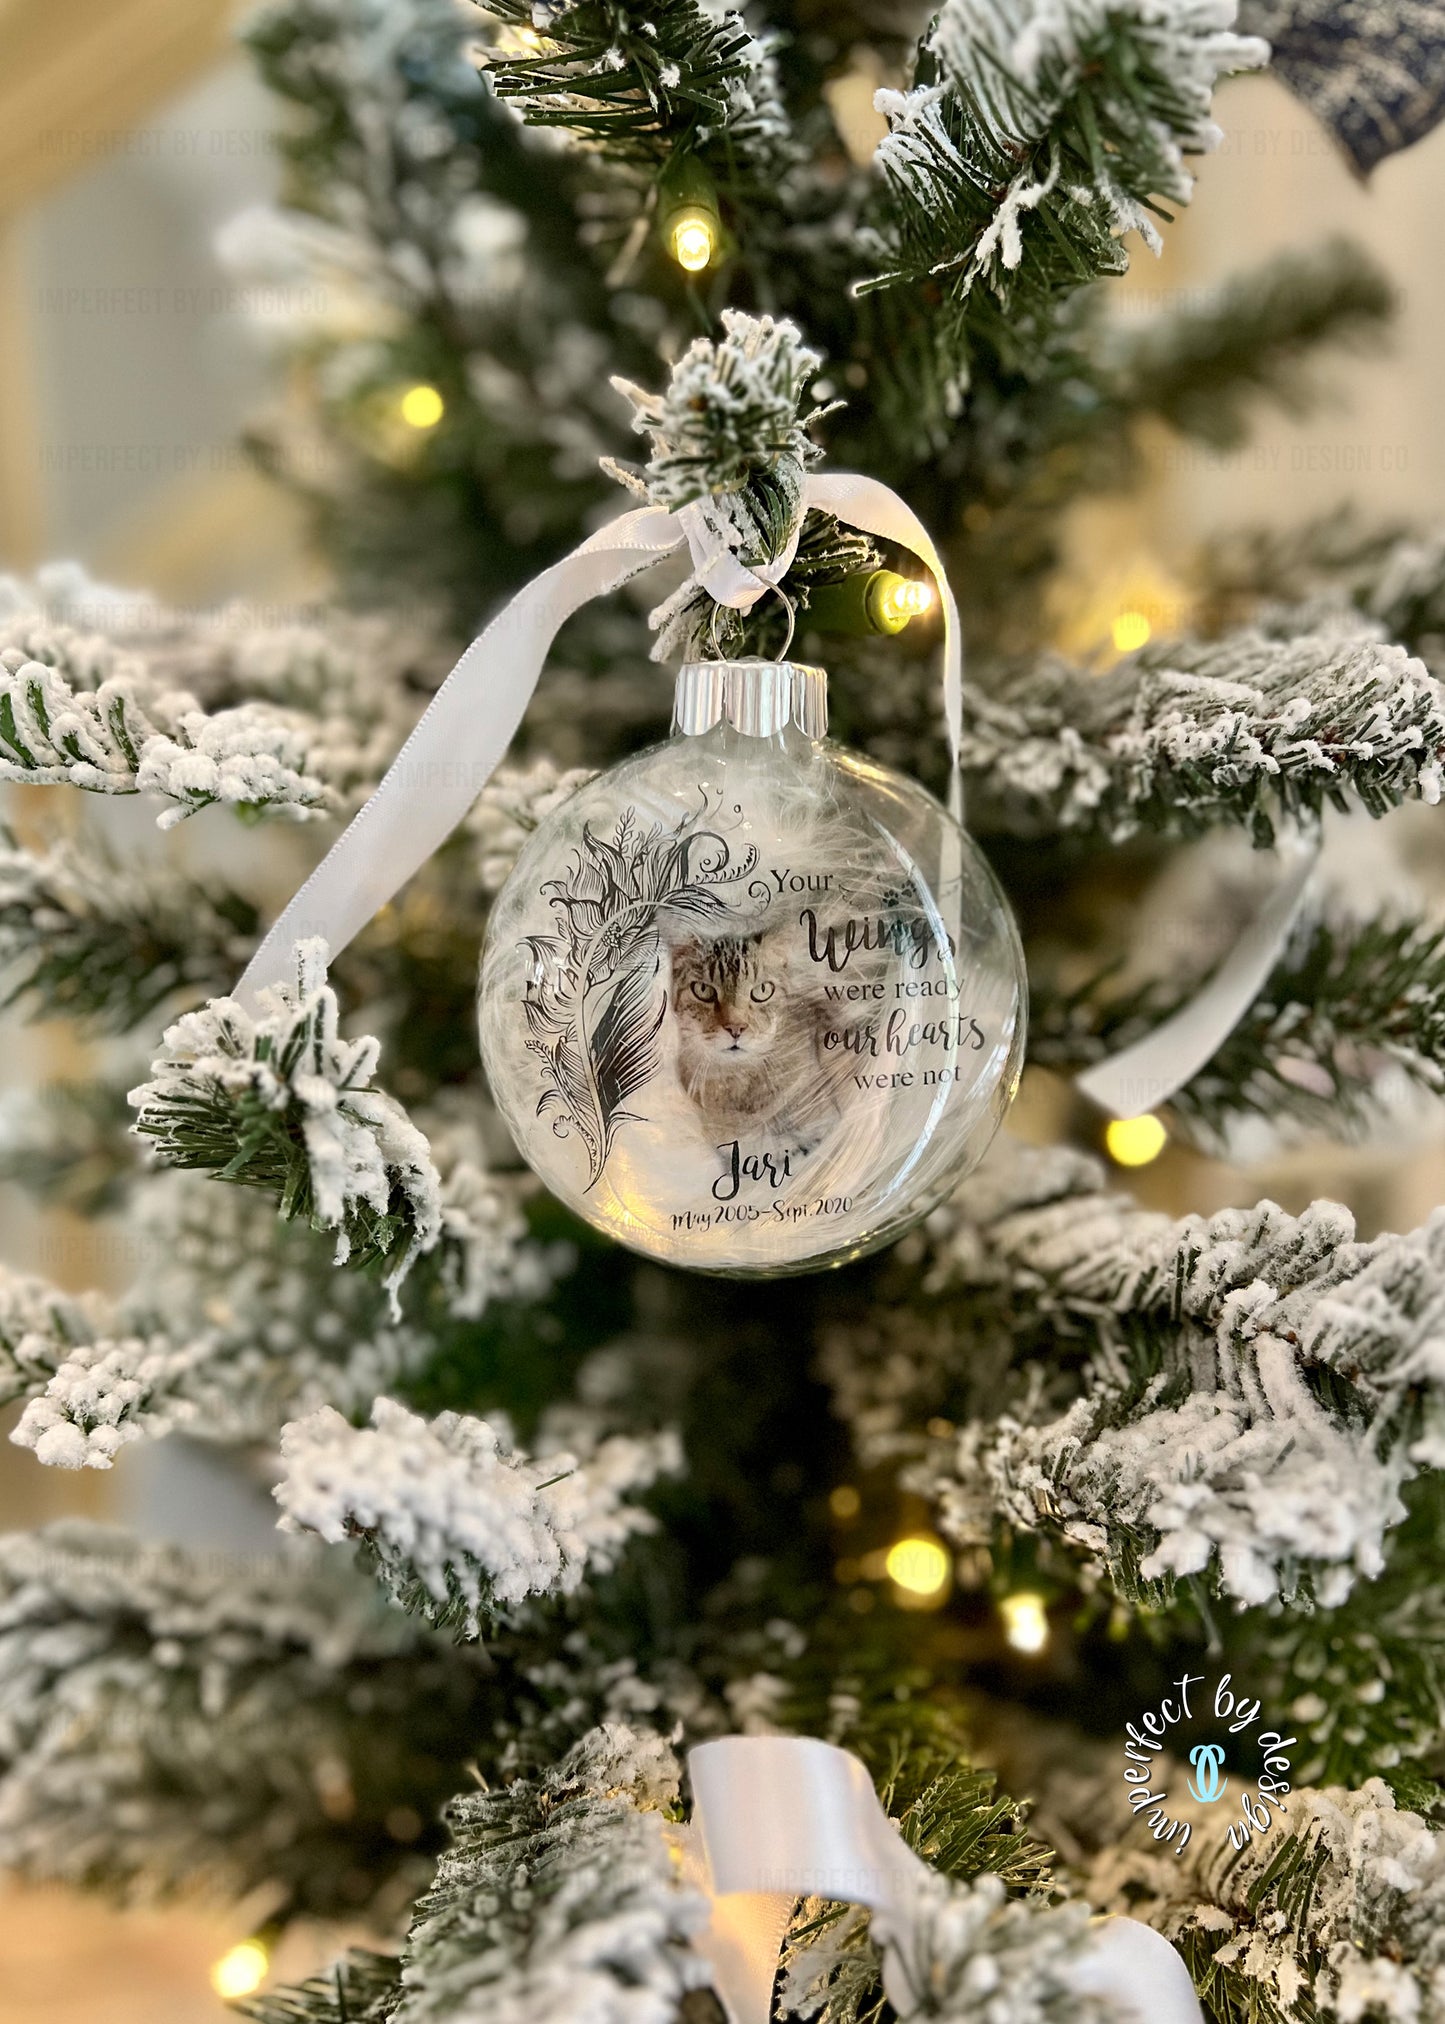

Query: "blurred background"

xmin=0 ymin=1 xmax=1442 ymax=2013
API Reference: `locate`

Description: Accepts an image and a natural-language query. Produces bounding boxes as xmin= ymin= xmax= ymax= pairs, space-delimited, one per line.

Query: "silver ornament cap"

xmin=673 ymin=658 xmax=828 ymax=740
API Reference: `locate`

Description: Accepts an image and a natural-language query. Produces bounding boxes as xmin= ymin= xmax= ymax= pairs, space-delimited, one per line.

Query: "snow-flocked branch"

xmin=0 ymin=597 xmax=428 ymax=826
xmin=1228 ymin=1475 xmax=1445 ymax=1791
xmin=393 ymin=1723 xmax=711 ymax=2024
xmin=275 ymin=1399 xmax=681 ymax=1637
xmin=606 ymin=311 xmax=878 ymax=661
xmin=129 ymin=940 xmax=442 ymax=1300
xmin=1081 ymin=1772 xmax=1445 ymax=2024
xmin=998 ymin=1704 xmax=1445 ymax=2024
xmin=0 ymin=1265 xmax=192 ymax=1471
xmin=483 ymin=0 xmax=791 ymax=175
xmin=0 ymin=620 xmax=330 ymax=826
xmin=610 ymin=309 xmax=828 ymax=513
xmin=964 ymin=622 xmax=1445 ymax=843
xmin=7 ymin=1123 xmax=557 ymax=1468
xmin=0 ymin=1524 xmax=492 ymax=1915
xmin=785 ymin=1873 xmax=1107 ymax=2024
xmin=824 ymin=1140 xmax=1445 ymax=1608
xmin=865 ymin=0 xmax=1266 ymax=343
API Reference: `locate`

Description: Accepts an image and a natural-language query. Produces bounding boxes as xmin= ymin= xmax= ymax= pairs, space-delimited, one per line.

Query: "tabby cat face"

xmin=669 ymin=935 xmax=785 ymax=1060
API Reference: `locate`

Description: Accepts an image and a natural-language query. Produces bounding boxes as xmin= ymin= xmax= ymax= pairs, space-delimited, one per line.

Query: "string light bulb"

xmin=399 ymin=383 xmax=445 ymax=430
xmin=668 ymin=207 xmax=718 ymax=272
xmin=1105 ymin=1113 xmax=1168 ymax=1167
xmin=658 ymin=156 xmax=722 ymax=274
xmin=808 ymin=569 xmax=936 ymax=637
xmin=1000 ymin=1591 xmax=1049 ymax=1654
xmin=885 ymin=1534 xmax=951 ymax=1602
xmin=870 ymin=573 xmax=934 ymax=631
xmin=211 ymin=1940 xmax=269 ymax=2001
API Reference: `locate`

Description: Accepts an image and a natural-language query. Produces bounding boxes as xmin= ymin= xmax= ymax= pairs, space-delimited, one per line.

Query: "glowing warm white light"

xmin=1001 ymin=1591 xmax=1049 ymax=1654
xmin=1111 ymin=609 xmax=1152 ymax=653
xmin=669 ymin=208 xmax=717 ymax=272
xmin=1105 ymin=1113 xmax=1168 ymax=1167
xmin=211 ymin=1940 xmax=269 ymax=2001
xmin=829 ymin=1483 xmax=861 ymax=1519
xmin=885 ymin=1535 xmax=950 ymax=1597
xmin=399 ymin=383 xmax=445 ymax=429
xmin=879 ymin=576 xmax=934 ymax=624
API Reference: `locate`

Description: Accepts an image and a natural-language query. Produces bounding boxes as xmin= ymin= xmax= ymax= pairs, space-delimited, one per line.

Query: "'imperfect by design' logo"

xmin=1122 ymin=1671 xmax=1294 ymax=1858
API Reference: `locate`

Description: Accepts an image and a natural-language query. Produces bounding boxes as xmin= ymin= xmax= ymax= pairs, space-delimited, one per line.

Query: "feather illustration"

xmin=519 ymin=796 xmax=758 ymax=1182
xmin=581 ymin=939 xmax=668 ymax=1181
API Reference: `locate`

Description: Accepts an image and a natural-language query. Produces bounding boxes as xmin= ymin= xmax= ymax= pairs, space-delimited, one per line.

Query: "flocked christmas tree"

xmin=4 ymin=1 xmax=1445 ymax=2018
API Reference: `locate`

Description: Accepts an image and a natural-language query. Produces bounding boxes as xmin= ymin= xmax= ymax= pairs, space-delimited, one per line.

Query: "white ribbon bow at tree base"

xmin=682 ymin=1737 xmax=1204 ymax=2024
xmin=234 ymin=476 xmax=1313 ymax=1119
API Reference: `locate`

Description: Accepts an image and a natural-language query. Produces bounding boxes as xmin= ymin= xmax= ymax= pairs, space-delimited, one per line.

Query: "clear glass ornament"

xmin=478 ymin=658 xmax=1026 ymax=1275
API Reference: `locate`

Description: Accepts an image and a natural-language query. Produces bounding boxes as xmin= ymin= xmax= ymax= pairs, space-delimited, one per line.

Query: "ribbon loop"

xmin=677 ymin=496 xmax=801 ymax=612
xmin=1075 ymin=825 xmax=1317 ymax=1120
xmin=684 ymin=1736 xmax=1203 ymax=2024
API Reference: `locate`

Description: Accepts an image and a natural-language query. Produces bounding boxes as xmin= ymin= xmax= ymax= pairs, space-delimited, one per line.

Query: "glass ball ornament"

xmin=478 ymin=659 xmax=1026 ymax=1275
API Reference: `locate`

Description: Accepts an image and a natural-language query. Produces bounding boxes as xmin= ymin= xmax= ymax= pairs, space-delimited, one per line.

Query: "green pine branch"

xmin=1100 ymin=236 xmax=1396 ymax=452
xmin=1030 ymin=912 xmax=1445 ymax=1145
xmin=1227 ymin=1473 xmax=1445 ymax=1793
xmin=0 ymin=1078 xmax=137 ymax=1216
xmin=865 ymin=1 xmax=1264 ymax=301
xmin=239 ymin=1953 xmax=402 ymax=2024
xmin=0 ymin=829 xmax=257 ymax=1031
xmin=483 ymin=1 xmax=770 ymax=163
xmin=849 ymin=0 xmax=1265 ymax=453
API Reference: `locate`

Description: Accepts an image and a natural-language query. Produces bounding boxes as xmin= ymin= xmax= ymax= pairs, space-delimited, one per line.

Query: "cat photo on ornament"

xmin=665 ymin=925 xmax=851 ymax=1152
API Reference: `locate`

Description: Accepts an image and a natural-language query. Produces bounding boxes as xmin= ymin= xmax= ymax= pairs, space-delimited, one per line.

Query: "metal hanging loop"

xmin=706 ymin=583 xmax=796 ymax=662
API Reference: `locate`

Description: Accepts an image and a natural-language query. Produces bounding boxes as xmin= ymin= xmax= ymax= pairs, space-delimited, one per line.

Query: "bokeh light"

xmin=1104 ymin=1113 xmax=1168 ymax=1167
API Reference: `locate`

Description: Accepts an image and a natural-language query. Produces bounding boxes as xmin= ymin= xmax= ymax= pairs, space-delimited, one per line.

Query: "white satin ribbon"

xmin=807 ymin=472 xmax=965 ymax=823
xmin=1075 ymin=826 xmax=1317 ymax=1120
xmin=684 ymin=1736 xmax=1203 ymax=2024
xmin=676 ymin=495 xmax=801 ymax=610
